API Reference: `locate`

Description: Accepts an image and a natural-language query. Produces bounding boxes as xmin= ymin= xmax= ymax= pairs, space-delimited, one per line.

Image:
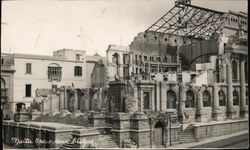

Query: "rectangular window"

xmin=1 ymin=58 xmax=4 ymax=64
xmin=139 ymin=55 xmax=142 ymax=64
xmin=26 ymin=63 xmax=32 ymax=74
xmin=143 ymin=92 xmax=150 ymax=109
xmin=74 ymin=66 xmax=82 ymax=76
xmin=76 ymin=54 xmax=80 ymax=60
xmin=135 ymin=55 xmax=138 ymax=65
xmin=123 ymin=54 xmax=130 ymax=64
xmin=25 ymin=84 xmax=32 ymax=97
xmin=52 ymin=85 xmax=57 ymax=90
xmin=123 ymin=67 xmax=129 ymax=80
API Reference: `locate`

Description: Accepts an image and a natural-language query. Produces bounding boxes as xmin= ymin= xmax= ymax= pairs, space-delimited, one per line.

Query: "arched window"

xmin=232 ymin=60 xmax=238 ymax=82
xmin=1 ymin=77 xmax=6 ymax=89
xmin=219 ymin=90 xmax=226 ymax=106
xmin=112 ymin=53 xmax=119 ymax=65
xmin=203 ymin=90 xmax=211 ymax=107
xmin=1 ymin=78 xmax=7 ymax=103
xmin=186 ymin=90 xmax=195 ymax=108
xmin=233 ymin=90 xmax=239 ymax=105
xmin=112 ymin=53 xmax=120 ymax=76
xmin=164 ymin=56 xmax=167 ymax=62
xmin=167 ymin=90 xmax=176 ymax=109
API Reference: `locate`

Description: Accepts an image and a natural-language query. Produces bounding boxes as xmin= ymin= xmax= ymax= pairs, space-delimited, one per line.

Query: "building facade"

xmin=0 ymin=49 xmax=100 ymax=119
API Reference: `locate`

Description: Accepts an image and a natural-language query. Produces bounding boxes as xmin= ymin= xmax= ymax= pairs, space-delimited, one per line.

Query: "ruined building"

xmin=2 ymin=0 xmax=248 ymax=148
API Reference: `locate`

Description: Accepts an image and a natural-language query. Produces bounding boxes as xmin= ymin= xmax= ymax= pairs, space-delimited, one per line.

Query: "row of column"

xmin=58 ymin=87 xmax=92 ymax=112
xmin=178 ymin=70 xmax=248 ymax=123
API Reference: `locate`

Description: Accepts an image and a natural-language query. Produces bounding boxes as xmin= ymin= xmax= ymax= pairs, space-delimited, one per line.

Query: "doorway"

xmin=153 ymin=121 xmax=165 ymax=147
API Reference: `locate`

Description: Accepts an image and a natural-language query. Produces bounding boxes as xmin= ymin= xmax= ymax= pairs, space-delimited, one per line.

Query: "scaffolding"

xmin=145 ymin=0 xmax=224 ymax=40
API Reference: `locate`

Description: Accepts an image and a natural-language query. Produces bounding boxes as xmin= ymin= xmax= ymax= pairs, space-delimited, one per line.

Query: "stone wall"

xmin=192 ymin=119 xmax=248 ymax=141
xmin=3 ymin=121 xmax=83 ymax=148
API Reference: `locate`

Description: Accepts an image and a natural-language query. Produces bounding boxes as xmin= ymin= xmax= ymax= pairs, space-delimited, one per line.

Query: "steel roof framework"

xmin=145 ymin=2 xmax=225 ymax=40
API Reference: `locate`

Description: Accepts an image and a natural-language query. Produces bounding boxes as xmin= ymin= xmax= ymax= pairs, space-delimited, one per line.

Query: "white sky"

xmin=1 ymin=0 xmax=247 ymax=56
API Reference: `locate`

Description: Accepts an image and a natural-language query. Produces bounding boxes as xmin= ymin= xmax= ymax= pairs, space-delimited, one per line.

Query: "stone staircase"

xmin=179 ymin=125 xmax=196 ymax=144
xmin=98 ymin=134 xmax=119 ymax=148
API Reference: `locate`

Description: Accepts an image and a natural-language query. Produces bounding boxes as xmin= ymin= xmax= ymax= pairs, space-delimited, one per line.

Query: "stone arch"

xmin=203 ymin=90 xmax=211 ymax=107
xmin=167 ymin=90 xmax=177 ymax=109
xmin=16 ymin=102 xmax=26 ymax=112
xmin=233 ymin=90 xmax=239 ymax=105
xmin=1 ymin=77 xmax=6 ymax=88
xmin=48 ymin=63 xmax=61 ymax=67
xmin=153 ymin=120 xmax=166 ymax=147
xmin=186 ymin=90 xmax=195 ymax=108
xmin=218 ymin=90 xmax=226 ymax=106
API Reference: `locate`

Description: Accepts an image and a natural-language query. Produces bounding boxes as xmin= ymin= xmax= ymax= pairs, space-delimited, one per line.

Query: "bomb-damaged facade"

xmin=2 ymin=0 xmax=248 ymax=148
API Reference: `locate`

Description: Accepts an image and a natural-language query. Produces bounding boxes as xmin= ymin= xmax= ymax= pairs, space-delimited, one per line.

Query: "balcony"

xmin=1 ymin=64 xmax=15 ymax=71
xmin=48 ymin=75 xmax=62 ymax=82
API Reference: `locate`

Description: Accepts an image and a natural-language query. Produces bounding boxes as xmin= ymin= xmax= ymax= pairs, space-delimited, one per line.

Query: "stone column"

xmin=151 ymin=87 xmax=155 ymax=111
xmin=178 ymin=83 xmax=186 ymax=123
xmin=85 ymin=89 xmax=90 ymax=111
xmin=72 ymin=90 xmax=81 ymax=116
xmin=49 ymin=95 xmax=53 ymax=113
xmin=226 ymin=59 xmax=236 ymax=119
xmin=195 ymin=88 xmax=205 ymax=122
xmin=59 ymin=87 xmax=65 ymax=111
xmin=156 ymin=82 xmax=160 ymax=111
xmin=148 ymin=64 xmax=151 ymax=74
xmin=140 ymin=89 xmax=143 ymax=111
xmin=240 ymin=60 xmax=248 ymax=118
xmin=65 ymin=89 xmax=69 ymax=110
xmin=212 ymin=84 xmax=223 ymax=121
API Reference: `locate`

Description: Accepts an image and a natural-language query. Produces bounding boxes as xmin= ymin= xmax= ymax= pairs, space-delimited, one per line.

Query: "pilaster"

xmin=240 ymin=59 xmax=248 ymax=118
xmin=212 ymin=84 xmax=223 ymax=121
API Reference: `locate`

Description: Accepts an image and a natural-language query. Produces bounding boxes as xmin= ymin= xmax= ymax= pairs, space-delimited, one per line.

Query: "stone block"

xmin=240 ymin=107 xmax=248 ymax=119
xmin=71 ymin=110 xmax=82 ymax=118
xmin=59 ymin=110 xmax=71 ymax=118
xmin=71 ymin=128 xmax=100 ymax=148
xmin=30 ymin=109 xmax=42 ymax=120
xmin=88 ymin=112 xmax=107 ymax=127
xmin=195 ymin=110 xmax=207 ymax=122
xmin=14 ymin=112 xmax=31 ymax=122
xmin=226 ymin=108 xmax=237 ymax=119
xmin=48 ymin=111 xmax=60 ymax=117
xmin=212 ymin=109 xmax=223 ymax=121
xmin=112 ymin=113 xmax=130 ymax=130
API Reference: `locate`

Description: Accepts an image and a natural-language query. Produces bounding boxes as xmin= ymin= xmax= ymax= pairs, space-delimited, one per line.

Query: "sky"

xmin=1 ymin=0 xmax=247 ymax=56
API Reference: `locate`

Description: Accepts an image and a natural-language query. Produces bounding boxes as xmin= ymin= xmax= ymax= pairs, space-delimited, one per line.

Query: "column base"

xmin=71 ymin=110 xmax=82 ymax=118
xmin=195 ymin=110 xmax=207 ymax=122
xmin=240 ymin=107 xmax=248 ymax=119
xmin=59 ymin=110 xmax=71 ymax=118
xmin=226 ymin=109 xmax=237 ymax=119
xmin=48 ymin=111 xmax=59 ymax=117
xmin=212 ymin=109 xmax=223 ymax=121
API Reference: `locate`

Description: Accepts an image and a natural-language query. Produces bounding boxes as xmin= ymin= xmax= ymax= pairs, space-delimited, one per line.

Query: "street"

xmin=191 ymin=133 xmax=249 ymax=149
